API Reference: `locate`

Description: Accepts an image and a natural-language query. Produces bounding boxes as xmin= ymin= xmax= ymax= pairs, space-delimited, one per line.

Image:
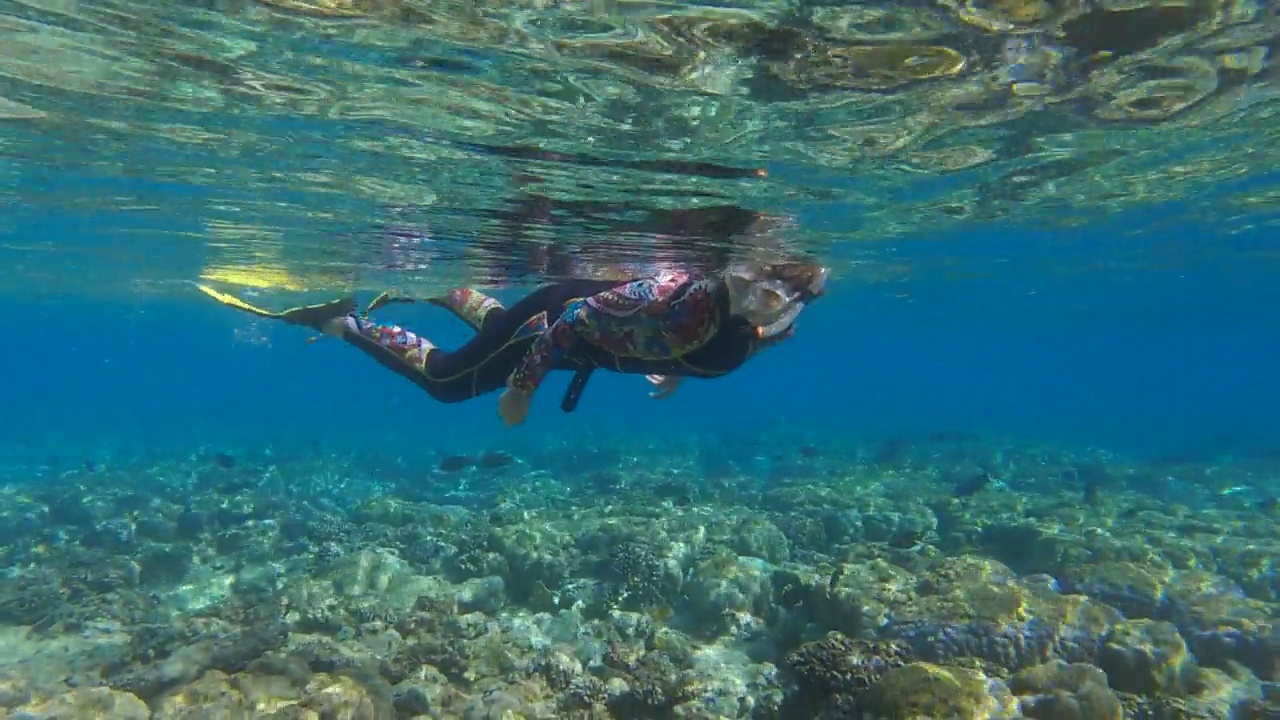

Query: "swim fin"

xmin=196 ymin=284 xmax=356 ymax=331
xmin=363 ymin=290 xmax=417 ymax=319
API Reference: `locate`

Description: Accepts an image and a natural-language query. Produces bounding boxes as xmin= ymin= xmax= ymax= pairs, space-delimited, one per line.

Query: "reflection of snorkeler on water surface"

xmin=487 ymin=182 xmax=798 ymax=280
xmin=370 ymin=194 xmax=795 ymax=284
xmin=358 ymin=141 xmax=789 ymax=283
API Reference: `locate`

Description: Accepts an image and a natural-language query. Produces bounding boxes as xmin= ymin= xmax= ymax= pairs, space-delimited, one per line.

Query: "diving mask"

xmin=726 ymin=262 xmax=829 ymax=338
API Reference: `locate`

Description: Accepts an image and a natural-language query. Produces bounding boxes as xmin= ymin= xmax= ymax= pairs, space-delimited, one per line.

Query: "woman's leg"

xmin=339 ymin=279 xmax=623 ymax=402
xmin=198 ymin=279 xmax=626 ymax=403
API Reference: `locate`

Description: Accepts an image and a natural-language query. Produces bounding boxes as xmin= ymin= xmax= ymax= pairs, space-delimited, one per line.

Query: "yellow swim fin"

xmin=195 ymin=283 xmax=284 ymax=318
xmin=276 ymin=295 xmax=357 ymax=330
xmin=195 ymin=284 xmax=356 ymax=330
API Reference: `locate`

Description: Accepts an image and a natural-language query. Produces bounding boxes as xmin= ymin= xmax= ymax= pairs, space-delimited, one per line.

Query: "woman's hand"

xmin=646 ymin=374 xmax=682 ymax=399
xmin=498 ymin=387 xmax=532 ymax=426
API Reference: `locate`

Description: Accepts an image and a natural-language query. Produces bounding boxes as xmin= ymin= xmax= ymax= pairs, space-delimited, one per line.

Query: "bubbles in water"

xmin=231 ymin=292 xmax=272 ymax=348
xmin=232 ymin=320 xmax=271 ymax=348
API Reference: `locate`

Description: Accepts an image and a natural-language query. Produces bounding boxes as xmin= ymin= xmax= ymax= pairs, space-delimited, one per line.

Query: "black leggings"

xmin=427 ymin=279 xmax=619 ymax=380
xmin=341 ymin=280 xmax=620 ymax=404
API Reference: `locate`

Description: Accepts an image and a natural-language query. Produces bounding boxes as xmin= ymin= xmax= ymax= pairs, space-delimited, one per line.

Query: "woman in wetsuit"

xmin=195 ymin=260 xmax=826 ymax=426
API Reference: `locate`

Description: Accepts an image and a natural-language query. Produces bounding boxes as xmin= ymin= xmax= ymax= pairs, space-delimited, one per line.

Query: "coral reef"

xmin=0 ymin=437 xmax=1278 ymax=719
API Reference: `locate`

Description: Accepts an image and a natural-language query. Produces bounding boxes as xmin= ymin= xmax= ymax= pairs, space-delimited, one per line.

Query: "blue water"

xmin=12 ymin=3 xmax=1280 ymax=715
xmin=6 ymin=217 xmax=1276 ymax=467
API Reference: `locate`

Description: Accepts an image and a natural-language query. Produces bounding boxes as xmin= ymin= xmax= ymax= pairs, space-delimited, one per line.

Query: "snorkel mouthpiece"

xmin=727 ymin=260 xmax=830 ymax=338
xmin=756 ymin=300 xmax=804 ymax=339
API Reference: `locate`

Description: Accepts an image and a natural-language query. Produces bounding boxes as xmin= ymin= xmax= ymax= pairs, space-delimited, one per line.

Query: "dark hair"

xmin=764 ymin=260 xmax=823 ymax=281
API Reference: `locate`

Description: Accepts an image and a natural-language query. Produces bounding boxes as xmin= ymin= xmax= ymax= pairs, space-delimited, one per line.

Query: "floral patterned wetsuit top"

xmin=507 ymin=270 xmax=723 ymax=396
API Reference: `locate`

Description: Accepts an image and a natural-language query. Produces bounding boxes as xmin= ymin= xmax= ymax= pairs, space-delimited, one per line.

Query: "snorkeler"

xmin=197 ymin=260 xmax=826 ymax=426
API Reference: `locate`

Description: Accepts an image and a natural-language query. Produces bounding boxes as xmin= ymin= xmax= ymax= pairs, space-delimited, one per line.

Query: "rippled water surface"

xmin=1 ymin=0 xmax=1278 ymax=297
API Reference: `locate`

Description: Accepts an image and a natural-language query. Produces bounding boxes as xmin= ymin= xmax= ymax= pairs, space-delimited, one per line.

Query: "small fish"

xmin=953 ymin=471 xmax=992 ymax=498
xmin=477 ymin=451 xmax=514 ymax=469
xmin=1083 ymin=478 xmax=1101 ymax=507
xmin=213 ymin=452 xmax=236 ymax=469
xmin=590 ymin=471 xmax=623 ymax=492
xmin=1073 ymin=463 xmax=1111 ymax=503
xmin=887 ymin=529 xmax=925 ymax=549
xmin=400 ymin=55 xmax=477 ymax=73
xmin=652 ymin=479 xmax=691 ymax=500
xmin=439 ymin=455 xmax=475 ymax=473
xmin=828 ymin=563 xmax=845 ymax=591
xmin=798 ymin=444 xmax=821 ymax=459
